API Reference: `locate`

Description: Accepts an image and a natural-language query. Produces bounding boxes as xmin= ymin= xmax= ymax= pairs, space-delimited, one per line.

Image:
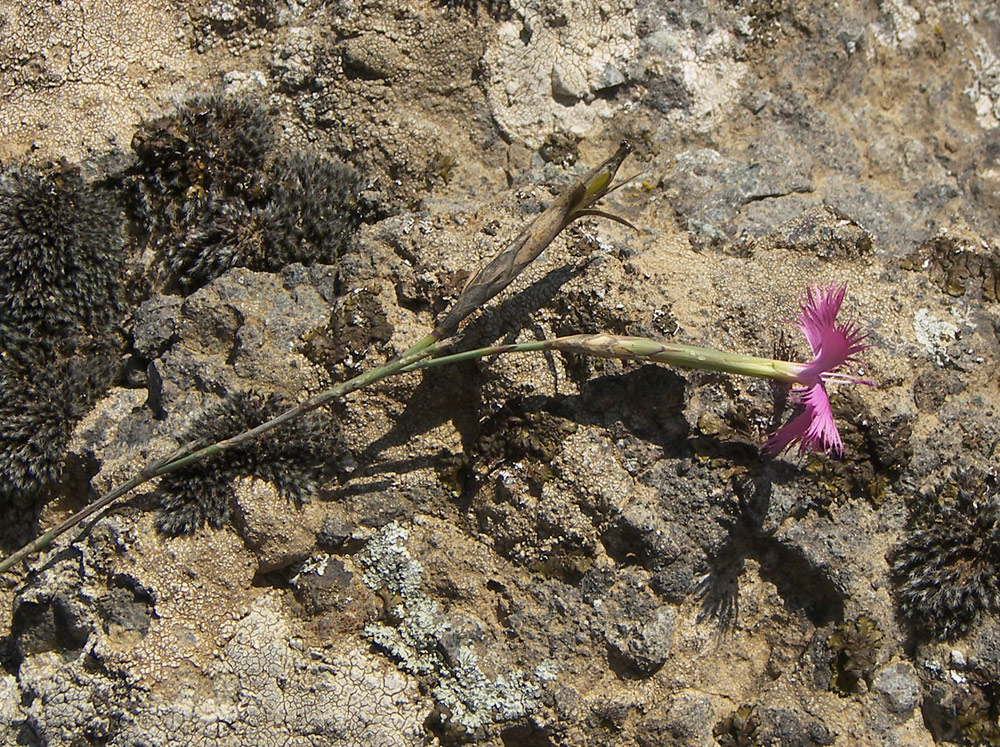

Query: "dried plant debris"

xmin=131 ymin=94 xmax=274 ymax=203
xmin=828 ymin=615 xmax=884 ymax=695
xmin=891 ymin=471 xmax=1000 ymax=641
xmin=795 ymin=389 xmax=913 ymax=511
xmin=302 ymin=284 xmax=394 ymax=376
xmin=130 ymin=94 xmax=364 ymax=293
xmin=728 ymin=0 xmax=789 ymax=51
xmin=423 ymin=151 xmax=457 ymax=188
xmin=0 ymin=163 xmax=124 ymax=333
xmin=156 ymin=391 xmax=344 ymax=535
xmin=713 ymin=704 xmax=762 ymax=747
xmin=903 ymin=229 xmax=1000 ymax=301
xmin=748 ymin=205 xmax=875 ymax=260
xmin=472 ymin=405 xmax=578 ymax=490
xmin=0 ymin=330 xmax=118 ymax=504
xmin=923 ymin=677 xmax=1000 ymax=746
xmin=190 ymin=0 xmax=278 ymax=53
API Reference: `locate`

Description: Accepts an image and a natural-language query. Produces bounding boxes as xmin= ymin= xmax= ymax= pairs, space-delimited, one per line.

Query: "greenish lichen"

xmin=357 ymin=522 xmax=540 ymax=736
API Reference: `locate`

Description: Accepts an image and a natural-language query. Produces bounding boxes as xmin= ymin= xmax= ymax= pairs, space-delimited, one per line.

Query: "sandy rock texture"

xmin=2 ymin=0 xmax=1000 ymax=745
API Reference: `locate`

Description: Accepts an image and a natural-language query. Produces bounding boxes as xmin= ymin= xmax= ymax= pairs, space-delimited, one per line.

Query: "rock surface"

xmin=2 ymin=0 xmax=1000 ymax=745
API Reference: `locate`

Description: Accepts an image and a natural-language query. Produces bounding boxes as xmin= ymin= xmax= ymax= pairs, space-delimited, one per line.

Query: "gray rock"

xmin=602 ymin=569 xmax=677 ymax=676
xmin=873 ymin=661 xmax=922 ymax=715
xmin=131 ymin=295 xmax=182 ymax=359
xmin=605 ymin=604 xmax=676 ymax=676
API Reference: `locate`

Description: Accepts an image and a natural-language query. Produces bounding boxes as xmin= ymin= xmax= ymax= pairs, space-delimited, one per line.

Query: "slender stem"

xmin=0 ymin=335 xmax=441 ymax=575
xmin=0 ymin=141 xmax=634 ymax=575
xmin=0 ymin=442 xmax=197 ymax=574
xmin=400 ymin=340 xmax=550 ymax=371
xmin=156 ymin=334 xmax=440 ymax=475
xmin=403 ymin=334 xmax=806 ymax=383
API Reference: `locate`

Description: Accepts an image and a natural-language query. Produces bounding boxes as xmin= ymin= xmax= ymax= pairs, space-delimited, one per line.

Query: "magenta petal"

xmin=797 ymin=284 xmax=845 ymax=357
xmin=765 ymin=409 xmax=811 ymax=455
xmin=767 ymin=284 xmax=868 ymax=458
xmin=794 ymin=283 xmax=870 ymax=385
xmin=799 ymin=383 xmax=843 ymax=455
xmin=766 ymin=383 xmax=844 ymax=456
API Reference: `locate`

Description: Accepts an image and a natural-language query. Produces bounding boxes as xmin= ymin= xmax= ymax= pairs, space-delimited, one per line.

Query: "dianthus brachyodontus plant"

xmin=0 ymin=141 xmax=877 ymax=570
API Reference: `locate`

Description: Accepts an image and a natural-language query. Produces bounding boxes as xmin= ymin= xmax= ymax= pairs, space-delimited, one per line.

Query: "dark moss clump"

xmin=131 ymin=94 xmax=274 ymax=203
xmin=828 ymin=615 xmax=883 ymax=695
xmin=167 ymin=150 xmax=364 ymax=288
xmin=131 ymin=95 xmax=364 ymax=293
xmin=156 ymin=391 xmax=344 ymax=535
xmin=891 ymin=471 xmax=1000 ymax=640
xmin=0 ymin=163 xmax=124 ymax=333
xmin=0 ymin=330 xmax=118 ymax=503
xmin=0 ymin=161 xmax=124 ymax=506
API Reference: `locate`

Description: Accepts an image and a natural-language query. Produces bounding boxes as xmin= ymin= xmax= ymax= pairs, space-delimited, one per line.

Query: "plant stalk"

xmin=404 ymin=333 xmax=806 ymax=383
xmin=0 ymin=143 xmax=636 ymax=575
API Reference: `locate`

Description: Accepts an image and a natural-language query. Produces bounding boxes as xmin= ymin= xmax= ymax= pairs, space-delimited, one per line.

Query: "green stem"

xmin=400 ymin=339 xmax=550 ymax=371
xmin=155 ymin=333 xmax=440 ymax=475
xmin=0 ymin=335 xmax=442 ymax=575
xmin=0 ymin=329 xmax=801 ymax=575
xmin=404 ymin=333 xmax=806 ymax=383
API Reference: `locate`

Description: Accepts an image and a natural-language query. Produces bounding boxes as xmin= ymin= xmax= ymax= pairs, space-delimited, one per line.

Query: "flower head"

xmin=766 ymin=284 xmax=870 ymax=457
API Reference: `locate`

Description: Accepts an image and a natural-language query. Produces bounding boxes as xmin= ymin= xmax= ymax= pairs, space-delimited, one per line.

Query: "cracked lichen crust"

xmin=358 ymin=521 xmax=541 ymax=736
xmin=0 ymin=0 xmax=188 ymax=161
xmin=483 ymin=0 xmax=639 ymax=148
xmin=6 ymin=522 xmax=427 ymax=745
xmin=120 ymin=593 xmax=430 ymax=746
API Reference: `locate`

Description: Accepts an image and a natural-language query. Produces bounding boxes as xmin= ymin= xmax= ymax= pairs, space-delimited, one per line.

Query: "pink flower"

xmin=765 ymin=284 xmax=870 ymax=457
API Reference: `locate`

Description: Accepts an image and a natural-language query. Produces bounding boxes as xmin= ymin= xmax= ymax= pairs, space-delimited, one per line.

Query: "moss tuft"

xmin=0 ymin=329 xmax=118 ymax=502
xmin=891 ymin=471 xmax=1000 ymax=640
xmin=156 ymin=391 xmax=344 ymax=535
xmin=131 ymin=94 xmax=274 ymax=203
xmin=713 ymin=704 xmax=762 ymax=747
xmin=131 ymin=95 xmax=364 ymax=293
xmin=0 ymin=163 xmax=124 ymax=333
